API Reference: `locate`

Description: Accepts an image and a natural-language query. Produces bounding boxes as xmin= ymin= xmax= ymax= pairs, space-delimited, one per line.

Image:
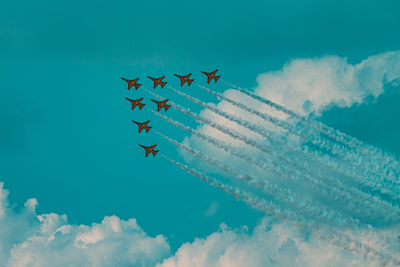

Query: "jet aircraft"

xmin=200 ymin=69 xmax=220 ymax=84
xmin=174 ymin=73 xmax=194 ymax=86
xmin=147 ymin=76 xmax=167 ymax=88
xmin=139 ymin=144 xmax=159 ymax=157
xmin=151 ymin=99 xmax=171 ymax=112
xmin=132 ymin=120 xmax=152 ymax=133
xmin=121 ymin=77 xmax=141 ymax=90
xmin=125 ymin=97 xmax=145 ymax=110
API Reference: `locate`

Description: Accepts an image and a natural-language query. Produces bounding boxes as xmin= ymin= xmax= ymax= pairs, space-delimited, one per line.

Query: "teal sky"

xmin=1 ymin=0 xmax=400 ymax=252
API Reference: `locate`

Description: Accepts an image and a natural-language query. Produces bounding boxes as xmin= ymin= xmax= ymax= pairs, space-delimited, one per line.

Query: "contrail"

xmin=160 ymin=153 xmax=399 ymax=265
xmin=221 ymin=80 xmax=400 ymax=184
xmin=171 ymin=86 xmax=400 ymax=204
xmin=198 ymin=83 xmax=400 ymax=192
xmin=194 ymin=84 xmax=298 ymax=133
xmin=149 ymin=109 xmax=399 ymax=224
xmin=156 ymin=130 xmax=365 ymax=228
xmin=148 ymin=88 xmax=399 ymax=216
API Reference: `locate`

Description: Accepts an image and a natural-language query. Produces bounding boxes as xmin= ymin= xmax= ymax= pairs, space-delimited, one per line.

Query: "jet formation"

xmin=121 ymin=69 xmax=220 ymax=157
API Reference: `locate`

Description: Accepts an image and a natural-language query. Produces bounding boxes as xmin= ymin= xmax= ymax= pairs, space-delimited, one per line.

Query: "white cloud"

xmin=158 ymin=218 xmax=388 ymax=267
xmin=0 ymin=182 xmax=398 ymax=267
xmin=255 ymin=51 xmax=400 ymax=115
xmin=0 ymin=182 xmax=170 ymax=267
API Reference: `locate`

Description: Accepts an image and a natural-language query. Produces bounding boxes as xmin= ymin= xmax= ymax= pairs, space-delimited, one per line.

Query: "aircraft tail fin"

xmin=134 ymin=83 xmax=141 ymax=90
xmin=160 ymin=81 xmax=167 ymax=88
xmin=138 ymin=103 xmax=145 ymax=110
xmin=164 ymin=104 xmax=171 ymax=111
xmin=187 ymin=79 xmax=194 ymax=86
xmin=145 ymin=126 xmax=152 ymax=133
xmin=214 ymin=75 xmax=221 ymax=82
xmin=151 ymin=150 xmax=159 ymax=157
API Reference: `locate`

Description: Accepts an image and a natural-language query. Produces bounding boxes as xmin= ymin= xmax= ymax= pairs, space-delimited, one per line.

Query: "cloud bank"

xmin=0 ymin=182 xmax=170 ymax=267
xmin=2 ymin=182 xmax=396 ymax=267
xmin=158 ymin=218 xmax=388 ymax=267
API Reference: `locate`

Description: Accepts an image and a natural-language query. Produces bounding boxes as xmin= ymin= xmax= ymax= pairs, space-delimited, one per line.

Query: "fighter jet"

xmin=132 ymin=120 xmax=152 ymax=133
xmin=125 ymin=97 xmax=145 ymax=110
xmin=174 ymin=73 xmax=194 ymax=87
xmin=121 ymin=77 xmax=142 ymax=90
xmin=200 ymin=69 xmax=220 ymax=84
xmin=139 ymin=144 xmax=159 ymax=157
xmin=147 ymin=76 xmax=167 ymax=88
xmin=151 ymin=99 xmax=171 ymax=112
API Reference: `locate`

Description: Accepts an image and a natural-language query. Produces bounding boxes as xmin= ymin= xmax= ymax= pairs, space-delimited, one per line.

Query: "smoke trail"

xmin=221 ymin=80 xmax=400 ymax=184
xmin=156 ymin=130 xmax=365 ymax=228
xmin=149 ymin=109 xmax=399 ymax=224
xmin=196 ymin=84 xmax=299 ymax=134
xmin=198 ymin=83 xmax=400 ymax=194
xmin=161 ymin=154 xmax=399 ymax=265
xmin=173 ymin=86 xmax=400 ymax=204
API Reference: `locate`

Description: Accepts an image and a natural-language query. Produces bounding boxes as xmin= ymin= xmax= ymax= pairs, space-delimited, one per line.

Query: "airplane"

xmin=125 ymin=97 xmax=145 ymax=110
xmin=151 ymin=99 xmax=171 ymax=112
xmin=147 ymin=76 xmax=167 ymax=88
xmin=132 ymin=120 xmax=152 ymax=133
xmin=139 ymin=144 xmax=159 ymax=157
xmin=121 ymin=77 xmax=141 ymax=90
xmin=174 ymin=73 xmax=194 ymax=87
xmin=200 ymin=69 xmax=220 ymax=84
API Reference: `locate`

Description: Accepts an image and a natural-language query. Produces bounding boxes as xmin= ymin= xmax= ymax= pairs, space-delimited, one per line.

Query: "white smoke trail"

xmin=157 ymin=92 xmax=400 ymax=220
xmin=156 ymin=130 xmax=365 ymax=228
xmin=198 ymin=84 xmax=400 ymax=197
xmin=221 ymin=80 xmax=400 ymax=184
xmin=149 ymin=109 xmax=399 ymax=225
xmin=172 ymin=86 xmax=400 ymax=205
xmin=196 ymin=84 xmax=298 ymax=134
xmin=160 ymin=154 xmax=399 ymax=266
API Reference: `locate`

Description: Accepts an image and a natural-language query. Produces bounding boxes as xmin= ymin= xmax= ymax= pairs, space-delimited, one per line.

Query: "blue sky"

xmin=1 ymin=0 xmax=400 ymax=265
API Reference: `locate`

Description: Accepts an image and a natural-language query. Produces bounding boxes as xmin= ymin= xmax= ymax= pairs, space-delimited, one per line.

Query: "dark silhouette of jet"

xmin=201 ymin=69 xmax=220 ymax=84
xmin=139 ymin=144 xmax=159 ymax=157
xmin=151 ymin=99 xmax=171 ymax=112
xmin=132 ymin=120 xmax=152 ymax=133
xmin=174 ymin=73 xmax=194 ymax=87
xmin=147 ymin=76 xmax=167 ymax=88
xmin=125 ymin=97 xmax=145 ymax=110
xmin=121 ymin=77 xmax=141 ymax=90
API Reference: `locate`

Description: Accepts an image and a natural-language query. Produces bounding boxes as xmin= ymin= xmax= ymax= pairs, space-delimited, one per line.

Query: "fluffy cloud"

xmin=0 ymin=182 xmax=170 ymax=267
xmin=158 ymin=218 xmax=387 ymax=267
xmin=255 ymin=51 xmax=400 ymax=115
xmin=1 ymin=182 xmax=398 ymax=266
